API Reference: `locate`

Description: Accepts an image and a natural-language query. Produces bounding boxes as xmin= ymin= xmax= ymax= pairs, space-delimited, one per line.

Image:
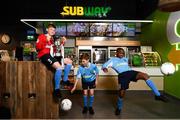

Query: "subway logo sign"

xmin=60 ymin=6 xmax=111 ymax=17
xmin=175 ymin=19 xmax=180 ymax=38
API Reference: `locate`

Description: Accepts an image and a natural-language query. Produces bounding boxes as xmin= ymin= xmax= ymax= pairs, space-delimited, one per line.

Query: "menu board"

xmin=113 ymin=23 xmax=135 ymax=36
xmin=43 ymin=22 xmax=66 ymax=36
xmin=27 ymin=29 xmax=36 ymax=41
xmin=55 ymin=23 xmax=66 ymax=36
xmin=90 ymin=23 xmax=112 ymax=36
xmin=43 ymin=22 xmax=136 ymax=37
xmin=67 ymin=23 xmax=89 ymax=36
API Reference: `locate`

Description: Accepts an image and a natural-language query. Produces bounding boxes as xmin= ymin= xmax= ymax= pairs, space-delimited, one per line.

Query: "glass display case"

xmin=129 ymin=52 xmax=144 ymax=67
xmin=64 ymin=47 xmax=77 ymax=66
xmin=108 ymin=47 xmax=127 ymax=58
xmin=142 ymin=52 xmax=161 ymax=66
xmin=78 ymin=46 xmax=93 ymax=64
xmin=93 ymin=47 xmax=108 ymax=64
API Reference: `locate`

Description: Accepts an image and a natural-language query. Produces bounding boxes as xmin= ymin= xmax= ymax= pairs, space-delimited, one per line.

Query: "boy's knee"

xmin=118 ymin=89 xmax=125 ymax=98
xmin=83 ymin=91 xmax=88 ymax=96
xmin=89 ymin=93 xmax=94 ymax=96
xmin=144 ymin=73 xmax=150 ymax=80
xmin=56 ymin=66 xmax=63 ymax=70
xmin=137 ymin=72 xmax=150 ymax=80
xmin=119 ymin=94 xmax=124 ymax=98
xmin=83 ymin=93 xmax=88 ymax=96
xmin=64 ymin=58 xmax=72 ymax=64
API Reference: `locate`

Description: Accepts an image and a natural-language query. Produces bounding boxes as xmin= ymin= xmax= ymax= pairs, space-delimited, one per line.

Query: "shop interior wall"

xmin=0 ymin=25 xmax=26 ymax=50
xmin=140 ymin=10 xmax=180 ymax=99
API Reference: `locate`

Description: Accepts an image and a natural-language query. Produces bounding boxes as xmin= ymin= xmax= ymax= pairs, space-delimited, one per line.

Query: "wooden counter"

xmin=0 ymin=61 xmax=164 ymax=118
xmin=0 ymin=61 xmax=59 ymax=119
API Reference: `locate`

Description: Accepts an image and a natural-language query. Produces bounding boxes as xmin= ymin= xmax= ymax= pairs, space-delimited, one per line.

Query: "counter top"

xmin=73 ymin=65 xmax=164 ymax=76
xmin=0 ymin=61 xmax=163 ymax=76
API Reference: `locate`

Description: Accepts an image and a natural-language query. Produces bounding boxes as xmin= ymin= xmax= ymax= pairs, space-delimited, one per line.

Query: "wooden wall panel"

xmin=0 ymin=61 xmax=59 ymax=119
xmin=46 ymin=66 xmax=59 ymax=119
xmin=36 ymin=63 xmax=47 ymax=118
xmin=0 ymin=62 xmax=6 ymax=106
xmin=16 ymin=62 xmax=23 ymax=118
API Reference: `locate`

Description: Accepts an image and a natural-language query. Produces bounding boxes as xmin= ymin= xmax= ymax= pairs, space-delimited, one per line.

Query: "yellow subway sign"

xmin=60 ymin=6 xmax=111 ymax=17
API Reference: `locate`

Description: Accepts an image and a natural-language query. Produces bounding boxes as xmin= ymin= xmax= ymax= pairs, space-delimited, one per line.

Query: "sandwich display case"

xmin=129 ymin=52 xmax=144 ymax=67
xmin=142 ymin=52 xmax=161 ymax=66
xmin=129 ymin=51 xmax=162 ymax=67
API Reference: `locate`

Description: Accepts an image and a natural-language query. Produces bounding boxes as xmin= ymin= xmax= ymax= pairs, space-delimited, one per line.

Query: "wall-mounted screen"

xmin=43 ymin=22 xmax=66 ymax=36
xmin=67 ymin=23 xmax=89 ymax=36
xmin=113 ymin=23 xmax=135 ymax=36
xmin=90 ymin=23 xmax=112 ymax=36
xmin=43 ymin=22 xmax=136 ymax=37
xmin=55 ymin=23 xmax=66 ymax=36
xmin=27 ymin=29 xmax=36 ymax=41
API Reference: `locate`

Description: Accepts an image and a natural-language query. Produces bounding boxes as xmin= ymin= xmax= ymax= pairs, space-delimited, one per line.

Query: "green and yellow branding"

xmin=60 ymin=6 xmax=111 ymax=17
xmin=175 ymin=19 xmax=180 ymax=38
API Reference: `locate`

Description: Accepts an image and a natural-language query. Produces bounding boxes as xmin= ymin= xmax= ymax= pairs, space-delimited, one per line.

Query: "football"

xmin=61 ymin=99 xmax=72 ymax=111
xmin=160 ymin=62 xmax=175 ymax=75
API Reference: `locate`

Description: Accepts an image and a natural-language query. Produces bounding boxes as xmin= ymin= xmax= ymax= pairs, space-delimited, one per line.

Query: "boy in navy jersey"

xmin=102 ymin=48 xmax=168 ymax=115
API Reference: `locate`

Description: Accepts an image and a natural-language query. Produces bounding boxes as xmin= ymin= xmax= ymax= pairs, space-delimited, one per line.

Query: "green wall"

xmin=140 ymin=10 xmax=180 ymax=99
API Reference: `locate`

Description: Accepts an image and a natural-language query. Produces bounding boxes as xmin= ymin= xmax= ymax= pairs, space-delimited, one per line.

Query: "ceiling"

xmin=0 ymin=0 xmax=159 ymax=27
xmin=158 ymin=0 xmax=180 ymax=12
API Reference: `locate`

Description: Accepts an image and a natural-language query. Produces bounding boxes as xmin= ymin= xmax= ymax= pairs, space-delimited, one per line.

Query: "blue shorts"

xmin=118 ymin=70 xmax=139 ymax=90
xmin=82 ymin=80 xmax=96 ymax=90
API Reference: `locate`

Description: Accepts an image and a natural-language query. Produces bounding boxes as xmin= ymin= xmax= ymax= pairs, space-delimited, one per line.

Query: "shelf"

xmin=142 ymin=52 xmax=161 ymax=66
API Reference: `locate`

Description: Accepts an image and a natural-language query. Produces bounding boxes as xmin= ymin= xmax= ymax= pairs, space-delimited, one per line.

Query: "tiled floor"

xmin=59 ymin=90 xmax=180 ymax=119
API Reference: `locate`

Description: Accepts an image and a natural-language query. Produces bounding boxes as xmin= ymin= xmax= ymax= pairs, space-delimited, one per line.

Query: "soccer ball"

xmin=160 ymin=62 xmax=175 ymax=75
xmin=61 ymin=99 xmax=72 ymax=111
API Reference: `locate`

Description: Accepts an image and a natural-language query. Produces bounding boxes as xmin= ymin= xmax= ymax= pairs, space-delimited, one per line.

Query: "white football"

xmin=61 ymin=99 xmax=72 ymax=111
xmin=160 ymin=62 xmax=175 ymax=75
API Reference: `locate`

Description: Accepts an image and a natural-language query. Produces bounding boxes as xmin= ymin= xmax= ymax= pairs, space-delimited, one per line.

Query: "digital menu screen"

xmin=43 ymin=22 xmax=67 ymax=36
xmin=113 ymin=23 xmax=135 ymax=36
xmin=55 ymin=23 xmax=66 ymax=36
xmin=67 ymin=23 xmax=89 ymax=36
xmin=43 ymin=22 xmax=136 ymax=37
xmin=90 ymin=23 xmax=112 ymax=36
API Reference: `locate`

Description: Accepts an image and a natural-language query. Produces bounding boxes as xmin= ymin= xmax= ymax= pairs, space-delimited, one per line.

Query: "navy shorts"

xmin=54 ymin=56 xmax=63 ymax=63
xmin=118 ymin=70 xmax=139 ymax=90
xmin=40 ymin=54 xmax=58 ymax=67
xmin=82 ymin=80 xmax=96 ymax=90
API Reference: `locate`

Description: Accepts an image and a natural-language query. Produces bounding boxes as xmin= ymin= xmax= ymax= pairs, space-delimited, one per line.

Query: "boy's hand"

xmin=61 ymin=36 xmax=67 ymax=45
xmin=95 ymin=80 xmax=98 ymax=86
xmin=71 ymin=87 xmax=76 ymax=94
xmin=102 ymin=68 xmax=108 ymax=73
xmin=45 ymin=45 xmax=51 ymax=48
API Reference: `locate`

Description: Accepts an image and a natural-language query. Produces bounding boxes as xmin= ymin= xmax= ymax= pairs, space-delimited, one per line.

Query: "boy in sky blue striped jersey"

xmin=71 ymin=53 xmax=99 ymax=115
xmin=102 ymin=48 xmax=168 ymax=115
